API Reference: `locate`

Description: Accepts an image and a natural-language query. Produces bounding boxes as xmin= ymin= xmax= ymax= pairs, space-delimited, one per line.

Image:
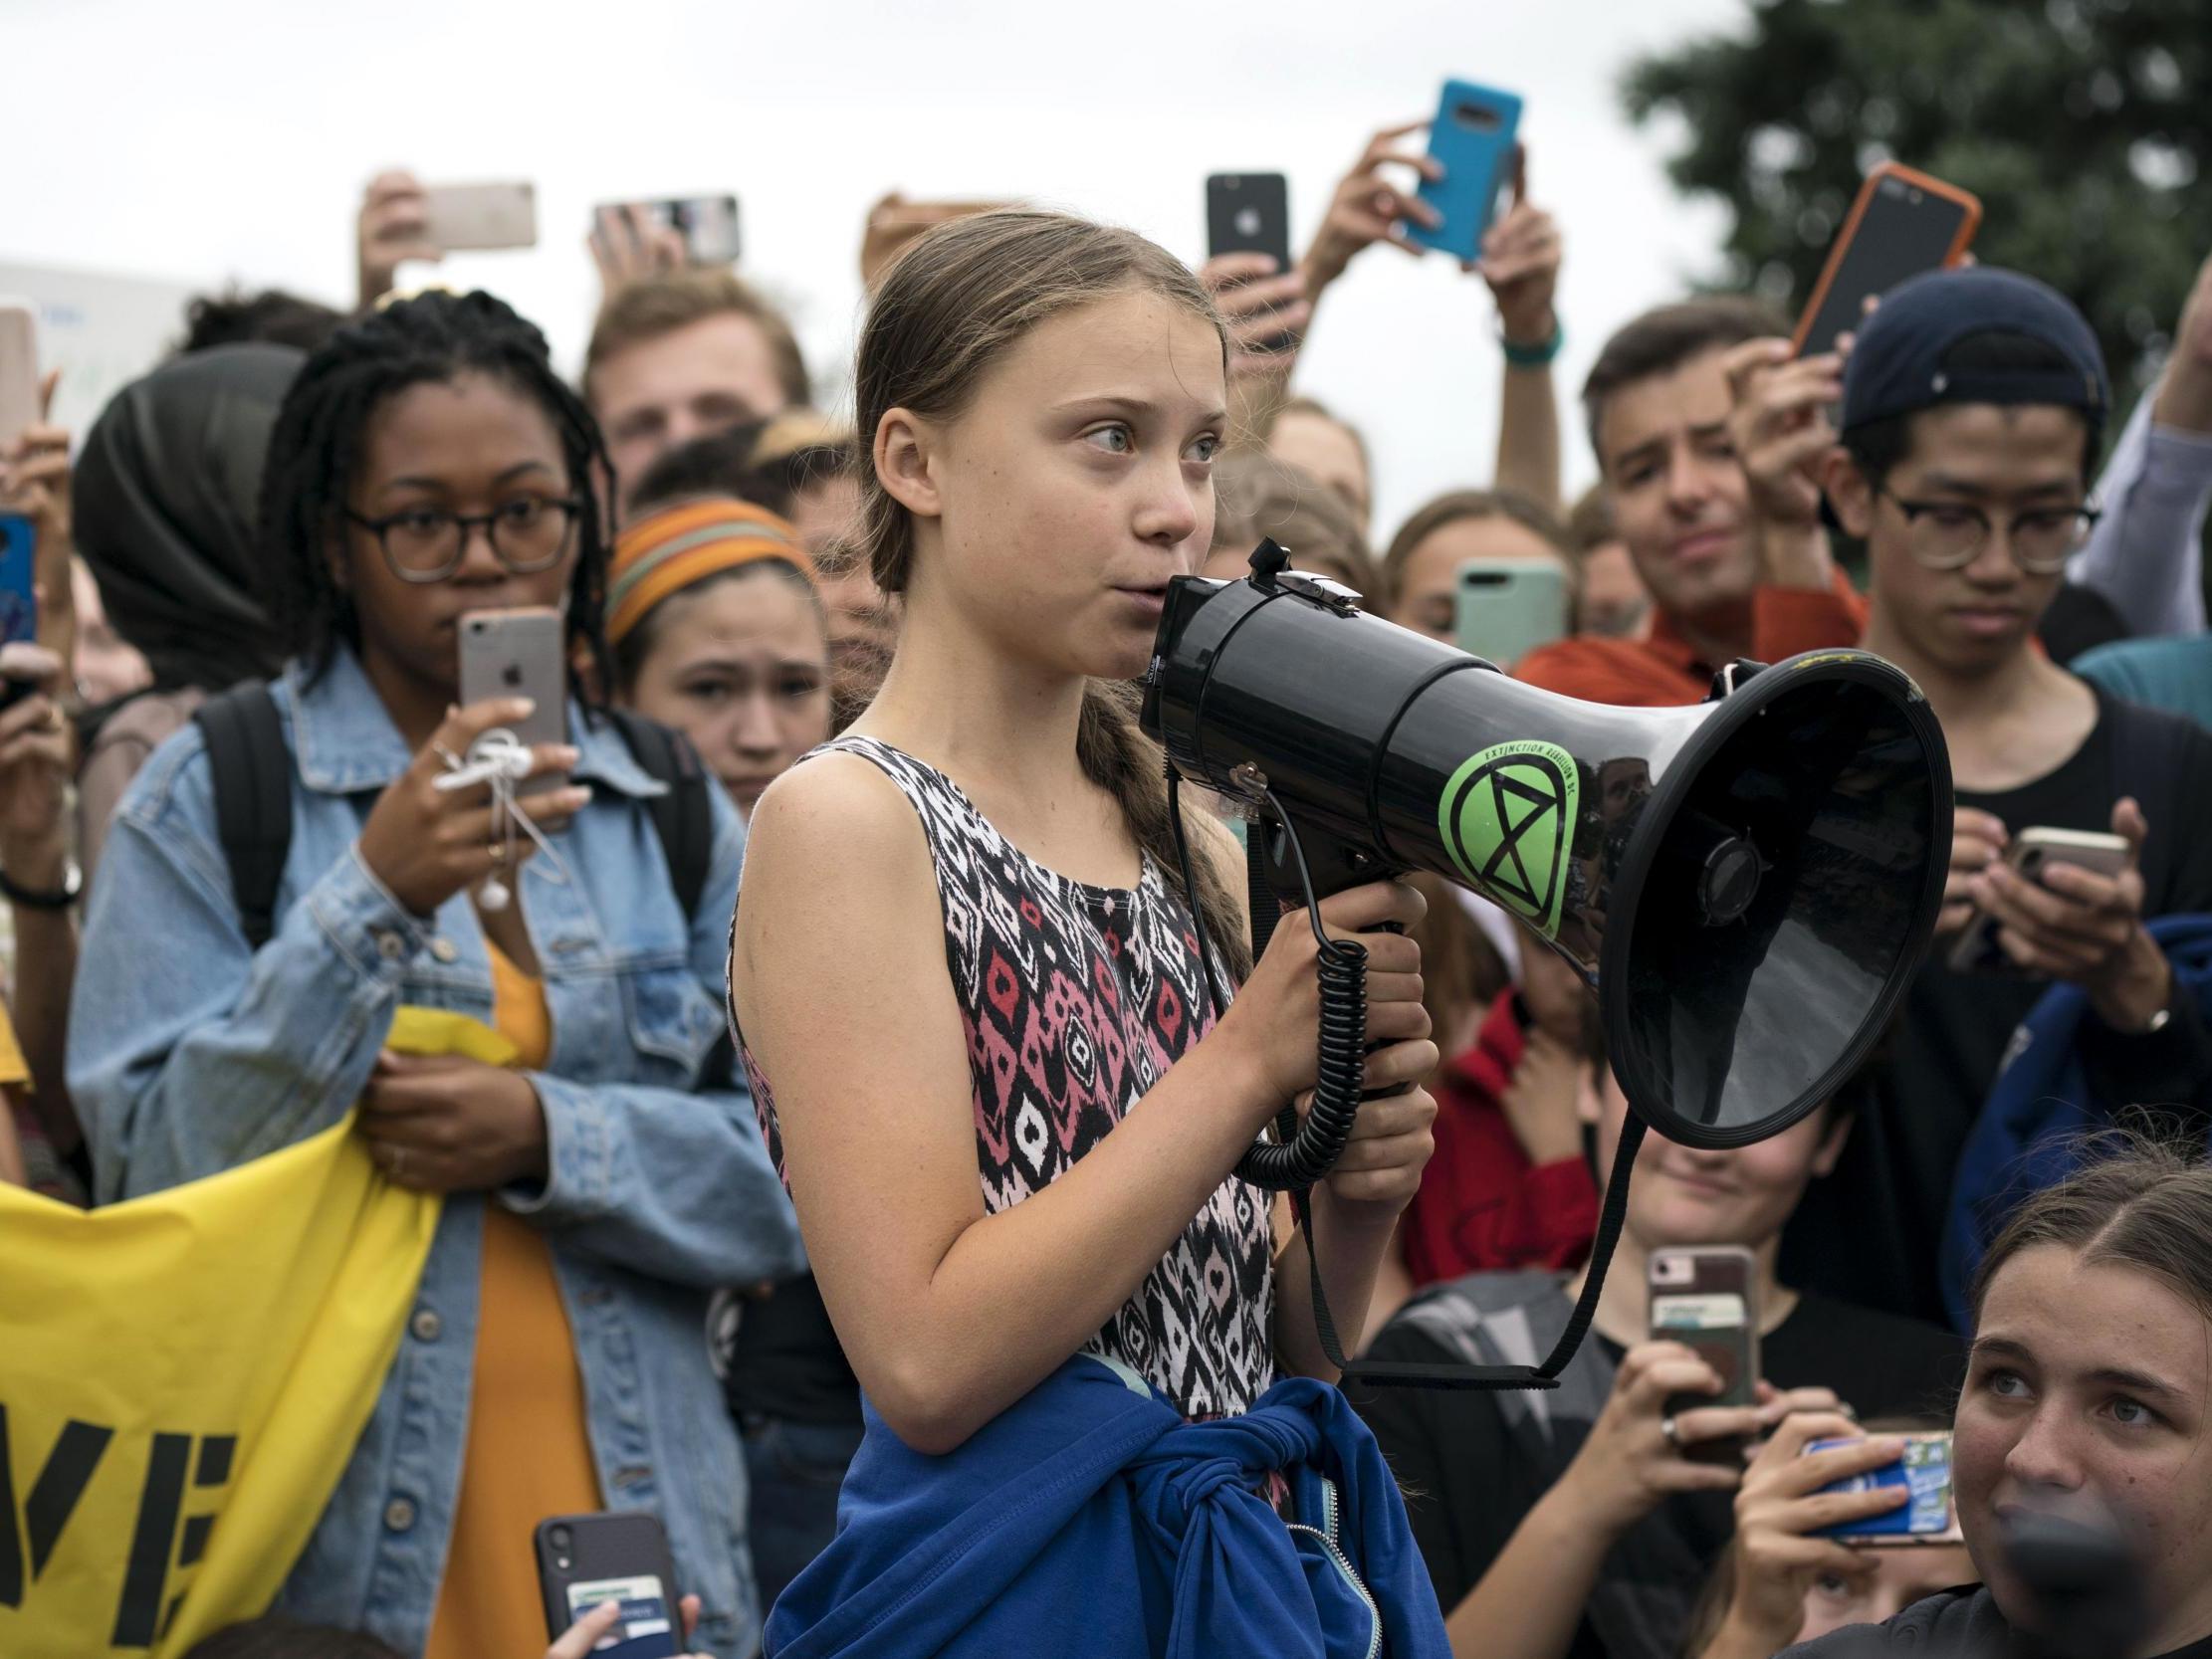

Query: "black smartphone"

xmin=1206 ymin=173 xmax=1291 ymax=271
xmin=1793 ymin=163 xmax=1981 ymax=359
xmin=536 ymin=1511 xmax=683 ymax=1658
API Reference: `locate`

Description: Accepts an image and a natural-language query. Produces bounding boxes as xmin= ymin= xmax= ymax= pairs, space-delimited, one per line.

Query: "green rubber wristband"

xmin=1501 ymin=316 xmax=1564 ymax=368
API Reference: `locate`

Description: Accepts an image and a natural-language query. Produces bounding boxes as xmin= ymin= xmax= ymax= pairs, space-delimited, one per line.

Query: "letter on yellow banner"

xmin=0 ymin=1010 xmax=505 ymax=1656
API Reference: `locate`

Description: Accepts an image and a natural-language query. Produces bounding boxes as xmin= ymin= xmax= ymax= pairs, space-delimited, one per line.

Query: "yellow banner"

xmin=0 ymin=1011 xmax=507 ymax=1657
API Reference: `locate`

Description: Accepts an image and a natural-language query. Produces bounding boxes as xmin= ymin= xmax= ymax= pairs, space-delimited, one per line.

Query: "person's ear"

xmin=1811 ymin=1106 xmax=1852 ymax=1178
xmin=325 ymin=533 xmax=352 ymax=595
xmin=1825 ymin=450 xmax=1876 ymax=540
xmin=873 ymin=407 xmax=942 ymax=524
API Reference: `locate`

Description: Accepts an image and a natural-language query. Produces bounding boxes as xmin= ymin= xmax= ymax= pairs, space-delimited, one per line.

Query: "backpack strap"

xmin=603 ymin=708 xmax=732 ymax=1087
xmin=192 ymin=683 xmax=294 ymax=951
xmin=603 ymin=708 xmax=715 ymax=927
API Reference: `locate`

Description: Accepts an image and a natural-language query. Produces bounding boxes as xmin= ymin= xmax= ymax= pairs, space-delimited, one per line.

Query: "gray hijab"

xmin=73 ymin=342 xmax=302 ymax=693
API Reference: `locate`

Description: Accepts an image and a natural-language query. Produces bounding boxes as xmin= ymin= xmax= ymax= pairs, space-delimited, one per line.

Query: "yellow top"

xmin=424 ymin=943 xmax=602 ymax=1659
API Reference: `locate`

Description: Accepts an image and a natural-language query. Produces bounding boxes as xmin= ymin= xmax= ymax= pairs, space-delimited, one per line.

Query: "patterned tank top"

xmin=738 ymin=735 xmax=1276 ymax=1419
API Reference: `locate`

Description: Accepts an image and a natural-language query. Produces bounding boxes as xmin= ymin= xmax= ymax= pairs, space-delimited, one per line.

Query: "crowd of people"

xmin=2 ymin=110 xmax=2210 ymax=1659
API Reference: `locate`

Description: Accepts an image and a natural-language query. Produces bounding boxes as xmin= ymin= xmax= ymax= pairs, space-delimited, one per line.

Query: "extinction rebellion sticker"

xmin=1437 ymin=740 xmax=1580 ymax=937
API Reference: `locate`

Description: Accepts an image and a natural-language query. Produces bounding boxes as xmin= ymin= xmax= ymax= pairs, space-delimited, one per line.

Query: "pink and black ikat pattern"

xmin=737 ymin=734 xmax=1276 ymax=1420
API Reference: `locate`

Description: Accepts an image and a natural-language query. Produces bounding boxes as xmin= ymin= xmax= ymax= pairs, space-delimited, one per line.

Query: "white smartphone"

xmin=457 ymin=608 xmax=568 ymax=795
xmin=423 ymin=181 xmax=539 ymax=252
xmin=0 ymin=297 xmax=40 ymax=453
xmin=1947 ymin=826 xmax=2131 ymax=975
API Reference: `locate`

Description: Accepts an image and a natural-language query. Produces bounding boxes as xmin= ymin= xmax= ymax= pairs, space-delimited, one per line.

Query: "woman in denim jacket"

xmin=69 ymin=292 xmax=801 ymax=1659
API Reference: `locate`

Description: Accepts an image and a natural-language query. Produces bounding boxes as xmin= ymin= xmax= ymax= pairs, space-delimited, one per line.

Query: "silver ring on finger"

xmin=1660 ymin=1414 xmax=1681 ymax=1451
xmin=386 ymin=1145 xmax=408 ymax=1181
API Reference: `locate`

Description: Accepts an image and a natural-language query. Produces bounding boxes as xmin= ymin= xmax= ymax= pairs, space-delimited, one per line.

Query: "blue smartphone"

xmin=0 ymin=513 xmax=34 ymax=648
xmin=1812 ymin=1432 xmax=1964 ymax=1545
xmin=1407 ymin=80 xmax=1523 ymax=262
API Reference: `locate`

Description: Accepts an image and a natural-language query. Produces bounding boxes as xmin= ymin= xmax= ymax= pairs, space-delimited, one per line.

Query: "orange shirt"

xmin=424 ymin=944 xmax=603 ymax=1659
xmin=1514 ymin=573 xmax=1868 ymax=708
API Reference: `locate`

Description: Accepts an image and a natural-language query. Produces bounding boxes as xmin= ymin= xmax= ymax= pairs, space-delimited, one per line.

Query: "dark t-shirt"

xmin=716 ymin=1272 xmax=863 ymax=1428
xmin=1353 ymin=1289 xmax=1965 ymax=1659
xmin=1785 ymin=689 xmax=2212 ymax=1326
xmin=1781 ymin=1584 xmax=2212 ymax=1659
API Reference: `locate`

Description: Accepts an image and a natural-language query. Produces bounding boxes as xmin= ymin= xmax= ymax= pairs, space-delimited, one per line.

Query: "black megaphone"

xmin=1140 ymin=544 xmax=1951 ymax=1386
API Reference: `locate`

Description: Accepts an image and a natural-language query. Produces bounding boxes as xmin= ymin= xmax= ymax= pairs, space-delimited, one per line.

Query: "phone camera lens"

xmin=551 ymin=1525 xmax=571 ymax=1551
xmin=1908 ymin=188 xmax=1923 ymax=204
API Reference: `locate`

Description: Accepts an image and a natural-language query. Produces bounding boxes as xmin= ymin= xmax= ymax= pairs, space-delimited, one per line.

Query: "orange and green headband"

xmin=608 ymin=499 xmax=813 ymax=645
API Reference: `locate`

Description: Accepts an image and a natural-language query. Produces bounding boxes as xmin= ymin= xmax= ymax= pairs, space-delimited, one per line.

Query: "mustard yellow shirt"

xmin=424 ymin=944 xmax=603 ymax=1659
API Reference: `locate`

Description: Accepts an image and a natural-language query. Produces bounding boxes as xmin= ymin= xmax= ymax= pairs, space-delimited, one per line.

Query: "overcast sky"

xmin=4 ymin=0 xmax=1746 ymax=531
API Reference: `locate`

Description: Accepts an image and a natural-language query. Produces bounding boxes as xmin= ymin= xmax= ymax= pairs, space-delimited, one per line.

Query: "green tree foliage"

xmin=1623 ymin=0 xmax=2211 ymax=404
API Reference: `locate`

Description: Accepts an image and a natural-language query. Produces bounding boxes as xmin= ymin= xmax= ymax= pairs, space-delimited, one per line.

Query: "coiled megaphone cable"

xmin=1168 ymin=772 xmax=1371 ymax=1191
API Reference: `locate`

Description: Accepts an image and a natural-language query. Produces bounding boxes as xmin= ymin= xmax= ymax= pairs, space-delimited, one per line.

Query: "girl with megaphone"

xmin=730 ymin=209 xmax=1451 ymax=1654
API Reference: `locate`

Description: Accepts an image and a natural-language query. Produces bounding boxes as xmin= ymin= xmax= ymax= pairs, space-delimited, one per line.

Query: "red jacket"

xmin=1514 ymin=572 xmax=1867 ymax=708
xmin=1400 ymin=990 xmax=1600 ymax=1285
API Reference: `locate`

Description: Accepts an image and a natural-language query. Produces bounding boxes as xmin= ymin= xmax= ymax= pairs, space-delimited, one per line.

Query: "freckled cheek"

xmin=999 ymin=493 xmax=1126 ymax=602
xmin=1947 ymin=1411 xmax=2009 ymax=1515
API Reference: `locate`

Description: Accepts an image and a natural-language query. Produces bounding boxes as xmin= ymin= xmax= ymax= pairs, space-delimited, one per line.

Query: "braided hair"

xmin=259 ymin=289 xmax=615 ymax=701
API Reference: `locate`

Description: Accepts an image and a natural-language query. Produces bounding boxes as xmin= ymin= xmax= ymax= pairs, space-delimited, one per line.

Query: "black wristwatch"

xmin=0 ymin=859 xmax=82 ymax=911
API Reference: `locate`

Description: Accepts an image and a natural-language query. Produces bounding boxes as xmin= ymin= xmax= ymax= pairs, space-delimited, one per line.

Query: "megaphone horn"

xmin=1142 ymin=541 xmax=1953 ymax=1157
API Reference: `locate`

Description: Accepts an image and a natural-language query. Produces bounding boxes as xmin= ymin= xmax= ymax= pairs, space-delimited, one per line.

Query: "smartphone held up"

xmin=1813 ymin=1430 xmax=1964 ymax=1546
xmin=1454 ymin=559 xmax=1568 ymax=671
xmin=0 ymin=511 xmax=38 ymax=713
xmin=593 ymin=195 xmax=743 ymax=267
xmin=1793 ymin=163 xmax=1981 ymax=360
xmin=1649 ymin=1245 xmax=1758 ymax=1467
xmin=0 ymin=296 xmax=39 ymax=457
xmin=1206 ymin=173 xmax=1291 ymax=272
xmin=457 ymin=608 xmax=569 ymax=796
xmin=1406 ymin=80 xmax=1523 ymax=263
xmin=421 ymin=181 xmax=541 ymax=252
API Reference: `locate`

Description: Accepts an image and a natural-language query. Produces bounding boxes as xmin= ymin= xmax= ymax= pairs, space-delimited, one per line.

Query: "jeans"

xmin=742 ymin=1415 xmax=866 ymax=1613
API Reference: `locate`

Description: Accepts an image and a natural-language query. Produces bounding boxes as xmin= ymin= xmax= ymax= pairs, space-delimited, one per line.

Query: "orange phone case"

xmin=1790 ymin=162 xmax=1983 ymax=354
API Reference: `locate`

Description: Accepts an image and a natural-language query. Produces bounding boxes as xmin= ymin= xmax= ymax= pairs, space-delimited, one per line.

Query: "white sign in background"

xmin=0 ymin=264 xmax=204 ymax=446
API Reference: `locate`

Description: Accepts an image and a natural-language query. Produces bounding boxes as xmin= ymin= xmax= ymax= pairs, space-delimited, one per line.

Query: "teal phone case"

xmin=1453 ymin=558 xmax=1568 ymax=670
xmin=1409 ymin=80 xmax=1523 ymax=261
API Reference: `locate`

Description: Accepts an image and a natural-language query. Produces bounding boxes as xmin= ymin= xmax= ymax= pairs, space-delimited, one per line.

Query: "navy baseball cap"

xmin=1840 ymin=266 xmax=2109 ymax=434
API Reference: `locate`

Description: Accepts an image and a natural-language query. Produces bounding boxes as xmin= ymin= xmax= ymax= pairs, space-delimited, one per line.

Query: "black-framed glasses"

xmin=1877 ymin=488 xmax=2100 ymax=576
xmin=345 ymin=498 xmax=583 ymax=584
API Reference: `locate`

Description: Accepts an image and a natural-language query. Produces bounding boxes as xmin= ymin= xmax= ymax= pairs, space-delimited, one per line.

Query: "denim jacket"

xmin=69 ymin=645 xmax=804 ymax=1659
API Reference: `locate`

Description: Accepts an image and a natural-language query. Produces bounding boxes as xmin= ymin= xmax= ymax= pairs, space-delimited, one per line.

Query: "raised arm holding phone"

xmin=1293 ymin=112 xmax=1565 ymax=517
